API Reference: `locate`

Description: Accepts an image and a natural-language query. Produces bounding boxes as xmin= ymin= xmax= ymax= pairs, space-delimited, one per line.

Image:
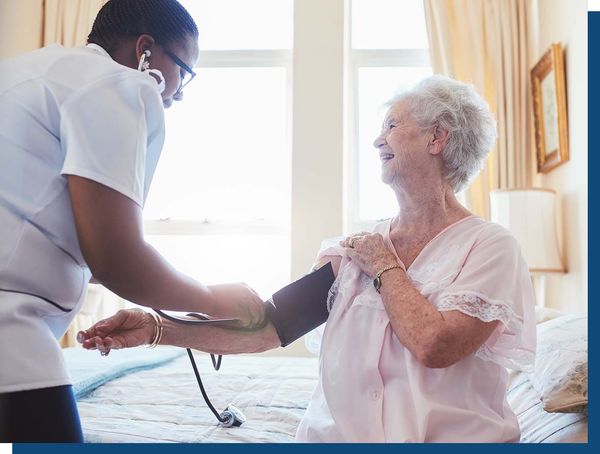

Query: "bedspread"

xmin=75 ymin=353 xmax=319 ymax=443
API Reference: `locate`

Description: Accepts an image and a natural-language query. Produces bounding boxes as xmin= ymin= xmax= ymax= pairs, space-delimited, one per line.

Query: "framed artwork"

xmin=531 ymin=43 xmax=569 ymax=173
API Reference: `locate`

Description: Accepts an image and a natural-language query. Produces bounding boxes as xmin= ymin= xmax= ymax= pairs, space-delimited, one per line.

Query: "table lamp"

xmin=490 ymin=188 xmax=565 ymax=306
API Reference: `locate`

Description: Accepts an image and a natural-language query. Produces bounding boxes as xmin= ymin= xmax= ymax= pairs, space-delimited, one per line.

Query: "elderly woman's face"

xmin=373 ymin=101 xmax=430 ymax=186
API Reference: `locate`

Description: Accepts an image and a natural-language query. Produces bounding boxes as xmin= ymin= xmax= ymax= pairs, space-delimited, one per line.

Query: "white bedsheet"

xmin=77 ymin=353 xmax=319 ymax=443
xmin=75 ymin=350 xmax=587 ymax=443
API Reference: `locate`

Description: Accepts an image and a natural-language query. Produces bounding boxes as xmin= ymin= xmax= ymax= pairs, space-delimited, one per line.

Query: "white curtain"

xmin=423 ymin=0 xmax=538 ymax=218
xmin=43 ymin=0 xmax=107 ymax=47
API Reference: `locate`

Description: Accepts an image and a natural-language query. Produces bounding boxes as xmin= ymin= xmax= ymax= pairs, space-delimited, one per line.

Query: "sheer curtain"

xmin=43 ymin=0 xmax=106 ymax=47
xmin=423 ymin=0 xmax=537 ymax=218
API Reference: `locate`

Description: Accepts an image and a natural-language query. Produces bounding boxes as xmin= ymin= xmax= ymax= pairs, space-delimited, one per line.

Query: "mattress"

xmin=66 ymin=348 xmax=587 ymax=443
xmin=72 ymin=352 xmax=319 ymax=443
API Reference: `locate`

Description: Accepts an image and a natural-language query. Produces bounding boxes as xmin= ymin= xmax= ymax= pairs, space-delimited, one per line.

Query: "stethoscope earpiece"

xmin=137 ymin=49 xmax=165 ymax=94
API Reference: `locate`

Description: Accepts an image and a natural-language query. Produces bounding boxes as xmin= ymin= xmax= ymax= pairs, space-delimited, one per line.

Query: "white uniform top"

xmin=0 ymin=44 xmax=165 ymax=392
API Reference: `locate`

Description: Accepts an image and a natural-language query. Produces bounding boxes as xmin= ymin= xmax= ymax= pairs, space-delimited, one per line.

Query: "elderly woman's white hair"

xmin=390 ymin=75 xmax=497 ymax=193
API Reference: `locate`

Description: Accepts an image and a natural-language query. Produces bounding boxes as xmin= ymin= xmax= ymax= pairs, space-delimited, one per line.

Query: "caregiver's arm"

xmin=68 ymin=175 xmax=263 ymax=321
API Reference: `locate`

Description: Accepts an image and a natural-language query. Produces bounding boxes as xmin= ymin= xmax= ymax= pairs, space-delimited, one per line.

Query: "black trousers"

xmin=0 ymin=384 xmax=83 ymax=442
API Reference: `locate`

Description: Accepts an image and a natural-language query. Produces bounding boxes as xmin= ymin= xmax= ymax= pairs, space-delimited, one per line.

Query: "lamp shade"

xmin=490 ymin=188 xmax=564 ymax=273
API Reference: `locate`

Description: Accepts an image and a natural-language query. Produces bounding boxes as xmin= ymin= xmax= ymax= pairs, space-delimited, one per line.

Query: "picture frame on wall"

xmin=531 ymin=42 xmax=570 ymax=173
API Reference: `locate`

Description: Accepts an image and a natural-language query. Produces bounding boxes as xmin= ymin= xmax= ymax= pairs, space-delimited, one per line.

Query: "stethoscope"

xmin=0 ymin=288 xmax=260 ymax=428
xmin=153 ymin=308 xmax=269 ymax=428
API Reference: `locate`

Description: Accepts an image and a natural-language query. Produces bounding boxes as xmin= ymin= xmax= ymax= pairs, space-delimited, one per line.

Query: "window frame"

xmin=143 ymin=49 xmax=293 ymax=237
xmin=344 ymin=0 xmax=431 ymax=234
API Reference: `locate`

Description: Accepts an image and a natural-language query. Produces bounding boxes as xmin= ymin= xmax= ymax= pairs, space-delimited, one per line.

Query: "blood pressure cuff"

xmin=264 ymin=262 xmax=335 ymax=347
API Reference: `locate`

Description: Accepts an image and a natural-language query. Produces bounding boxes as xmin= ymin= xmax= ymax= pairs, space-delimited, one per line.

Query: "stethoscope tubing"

xmin=153 ymin=308 xmax=269 ymax=332
xmin=185 ymin=347 xmax=226 ymax=423
xmin=0 ymin=288 xmax=244 ymax=425
xmin=152 ymin=309 xmax=265 ymax=426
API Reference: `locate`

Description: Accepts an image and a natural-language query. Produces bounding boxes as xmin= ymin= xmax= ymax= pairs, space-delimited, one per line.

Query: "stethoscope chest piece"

xmin=155 ymin=310 xmax=251 ymax=428
xmin=219 ymin=405 xmax=246 ymax=428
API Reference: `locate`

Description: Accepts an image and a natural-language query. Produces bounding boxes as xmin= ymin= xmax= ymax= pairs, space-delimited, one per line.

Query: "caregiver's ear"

xmin=135 ymin=34 xmax=156 ymax=62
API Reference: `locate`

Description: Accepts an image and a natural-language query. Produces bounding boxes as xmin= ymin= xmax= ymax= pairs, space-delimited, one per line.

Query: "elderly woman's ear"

xmin=428 ymin=124 xmax=450 ymax=156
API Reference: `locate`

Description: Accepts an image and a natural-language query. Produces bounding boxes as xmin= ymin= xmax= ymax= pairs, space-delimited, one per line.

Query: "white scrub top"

xmin=0 ymin=44 xmax=165 ymax=392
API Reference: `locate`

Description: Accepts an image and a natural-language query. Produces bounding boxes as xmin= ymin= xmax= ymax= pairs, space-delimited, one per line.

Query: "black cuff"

xmin=265 ymin=262 xmax=335 ymax=347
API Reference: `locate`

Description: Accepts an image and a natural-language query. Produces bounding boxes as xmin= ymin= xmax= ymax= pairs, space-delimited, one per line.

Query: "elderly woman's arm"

xmin=342 ymin=233 xmax=498 ymax=369
xmin=79 ymin=257 xmax=342 ymax=355
xmin=78 ymin=309 xmax=281 ymax=355
xmin=376 ymin=269 xmax=498 ymax=368
xmin=313 ymin=255 xmax=342 ymax=276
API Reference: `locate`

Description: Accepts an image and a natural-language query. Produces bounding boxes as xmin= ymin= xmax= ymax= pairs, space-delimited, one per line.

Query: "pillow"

xmin=534 ymin=306 xmax=564 ymax=324
xmin=507 ymin=370 xmax=588 ymax=442
xmin=527 ymin=314 xmax=587 ymax=413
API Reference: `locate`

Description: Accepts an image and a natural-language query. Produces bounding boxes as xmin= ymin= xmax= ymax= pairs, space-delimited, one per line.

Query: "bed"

xmin=64 ymin=310 xmax=588 ymax=443
xmin=65 ymin=349 xmax=318 ymax=443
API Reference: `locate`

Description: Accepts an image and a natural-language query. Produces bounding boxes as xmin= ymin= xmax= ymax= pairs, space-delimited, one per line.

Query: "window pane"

xmin=179 ymin=0 xmax=293 ymax=50
xmin=357 ymin=67 xmax=432 ymax=221
xmin=144 ymin=67 xmax=290 ymax=223
xmin=146 ymin=234 xmax=290 ymax=299
xmin=351 ymin=0 xmax=429 ymax=49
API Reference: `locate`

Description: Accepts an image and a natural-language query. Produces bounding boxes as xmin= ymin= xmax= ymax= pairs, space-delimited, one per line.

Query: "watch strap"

xmin=373 ymin=264 xmax=402 ymax=293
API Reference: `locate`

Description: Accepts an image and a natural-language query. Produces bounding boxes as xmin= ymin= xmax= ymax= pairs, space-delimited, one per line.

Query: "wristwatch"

xmin=373 ymin=264 xmax=403 ymax=293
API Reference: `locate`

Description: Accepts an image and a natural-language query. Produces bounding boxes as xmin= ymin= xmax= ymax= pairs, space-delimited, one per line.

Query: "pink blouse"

xmin=296 ymin=216 xmax=536 ymax=442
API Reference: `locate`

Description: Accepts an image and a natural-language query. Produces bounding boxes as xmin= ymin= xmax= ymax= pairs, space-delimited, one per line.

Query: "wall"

xmin=285 ymin=0 xmax=345 ymax=357
xmin=291 ymin=0 xmax=345 ymax=281
xmin=531 ymin=0 xmax=587 ymax=313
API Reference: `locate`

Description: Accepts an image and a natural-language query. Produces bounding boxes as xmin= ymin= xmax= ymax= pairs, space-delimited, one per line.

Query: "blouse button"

xmin=371 ymin=390 xmax=381 ymax=400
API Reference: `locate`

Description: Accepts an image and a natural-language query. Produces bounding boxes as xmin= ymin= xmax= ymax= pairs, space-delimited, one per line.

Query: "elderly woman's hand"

xmin=340 ymin=233 xmax=400 ymax=278
xmin=77 ymin=308 xmax=155 ymax=355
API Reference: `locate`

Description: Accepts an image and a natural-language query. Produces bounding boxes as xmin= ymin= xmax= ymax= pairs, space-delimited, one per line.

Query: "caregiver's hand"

xmin=208 ymin=282 xmax=266 ymax=329
xmin=77 ymin=308 xmax=154 ymax=354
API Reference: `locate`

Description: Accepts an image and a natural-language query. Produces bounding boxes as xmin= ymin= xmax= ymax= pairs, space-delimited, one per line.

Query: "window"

xmin=143 ymin=0 xmax=292 ymax=299
xmin=141 ymin=0 xmax=431 ymax=300
xmin=346 ymin=0 xmax=432 ymax=233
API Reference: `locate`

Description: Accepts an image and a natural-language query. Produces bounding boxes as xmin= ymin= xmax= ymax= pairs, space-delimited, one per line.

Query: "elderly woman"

xmin=79 ymin=75 xmax=536 ymax=442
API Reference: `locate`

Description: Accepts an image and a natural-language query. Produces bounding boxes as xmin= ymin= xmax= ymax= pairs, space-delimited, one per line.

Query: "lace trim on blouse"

xmin=327 ymin=275 xmax=341 ymax=312
xmin=436 ymin=291 xmax=534 ymax=372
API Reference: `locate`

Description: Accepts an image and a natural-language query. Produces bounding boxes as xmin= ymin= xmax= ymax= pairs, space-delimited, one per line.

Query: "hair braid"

xmin=88 ymin=0 xmax=198 ymax=54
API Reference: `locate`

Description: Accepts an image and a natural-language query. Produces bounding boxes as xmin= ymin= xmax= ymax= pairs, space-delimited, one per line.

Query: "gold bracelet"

xmin=147 ymin=313 xmax=163 ymax=348
xmin=373 ymin=264 xmax=403 ymax=294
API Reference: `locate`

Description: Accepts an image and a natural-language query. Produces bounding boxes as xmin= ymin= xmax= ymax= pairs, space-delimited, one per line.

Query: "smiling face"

xmin=373 ymin=101 xmax=433 ymax=187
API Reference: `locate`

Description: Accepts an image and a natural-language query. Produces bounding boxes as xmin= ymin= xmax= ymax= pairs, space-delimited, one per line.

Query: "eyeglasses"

xmin=163 ymin=48 xmax=196 ymax=93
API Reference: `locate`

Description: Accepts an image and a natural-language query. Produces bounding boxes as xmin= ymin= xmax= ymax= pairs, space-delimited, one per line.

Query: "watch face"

xmin=374 ymin=277 xmax=381 ymax=293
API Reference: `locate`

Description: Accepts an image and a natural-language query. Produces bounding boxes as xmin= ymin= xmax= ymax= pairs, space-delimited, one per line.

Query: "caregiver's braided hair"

xmin=88 ymin=0 xmax=198 ymax=54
